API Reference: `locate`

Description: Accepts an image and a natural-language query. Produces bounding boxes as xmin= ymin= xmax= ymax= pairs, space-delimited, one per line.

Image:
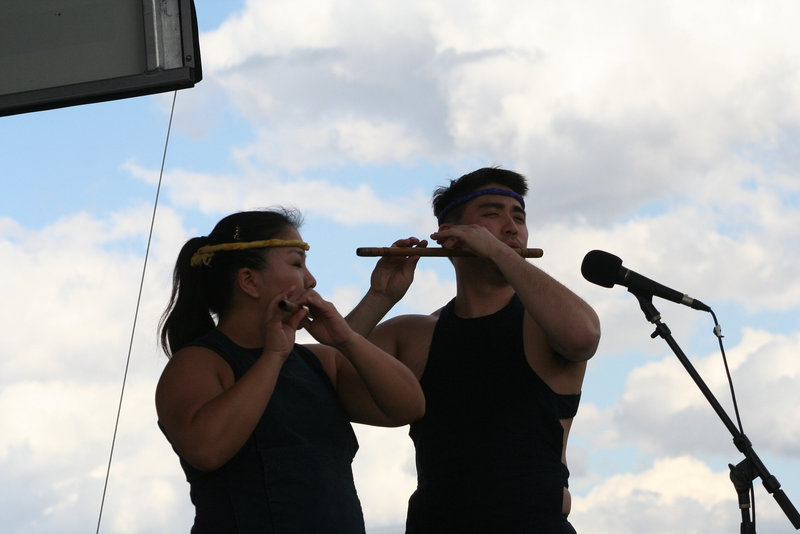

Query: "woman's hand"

xmin=297 ymin=290 xmax=355 ymax=349
xmin=263 ymin=291 xmax=306 ymax=360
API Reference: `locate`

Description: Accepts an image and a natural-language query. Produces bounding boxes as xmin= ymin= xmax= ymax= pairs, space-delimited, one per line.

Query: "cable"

xmin=94 ymin=90 xmax=177 ymax=534
xmin=712 ymin=309 xmax=756 ymax=528
xmin=711 ymin=310 xmax=744 ymax=434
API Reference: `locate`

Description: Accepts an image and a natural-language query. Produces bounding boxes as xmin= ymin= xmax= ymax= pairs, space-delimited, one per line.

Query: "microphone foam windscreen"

xmin=581 ymin=250 xmax=622 ymax=288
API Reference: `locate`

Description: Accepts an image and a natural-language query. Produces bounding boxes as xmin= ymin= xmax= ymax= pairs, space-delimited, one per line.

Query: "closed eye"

xmin=286 ymin=249 xmax=307 ymax=270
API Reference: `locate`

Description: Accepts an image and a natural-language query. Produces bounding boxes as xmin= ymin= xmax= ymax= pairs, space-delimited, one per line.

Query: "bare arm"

xmin=155 ymin=302 xmax=303 ymax=471
xmin=303 ymin=291 xmax=426 ymax=426
xmin=312 ymin=336 xmax=425 ymax=427
xmin=432 ymin=225 xmax=600 ymax=361
xmin=346 ymin=237 xmax=427 ymax=337
xmin=155 ymin=346 xmax=286 ymax=471
xmin=495 ymin=244 xmax=600 ymax=361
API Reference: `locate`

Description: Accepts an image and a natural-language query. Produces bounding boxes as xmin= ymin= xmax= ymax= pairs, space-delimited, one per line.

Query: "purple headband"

xmin=436 ymin=187 xmax=525 ymax=224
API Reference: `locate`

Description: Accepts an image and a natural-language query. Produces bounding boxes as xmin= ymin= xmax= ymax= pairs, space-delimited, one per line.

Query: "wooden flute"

xmin=356 ymin=247 xmax=543 ymax=258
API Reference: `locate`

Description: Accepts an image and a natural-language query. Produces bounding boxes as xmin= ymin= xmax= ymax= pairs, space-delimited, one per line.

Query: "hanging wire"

xmin=94 ymin=90 xmax=177 ymax=534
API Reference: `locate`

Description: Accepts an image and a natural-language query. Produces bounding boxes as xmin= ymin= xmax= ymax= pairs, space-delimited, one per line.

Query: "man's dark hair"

xmin=432 ymin=167 xmax=528 ymax=224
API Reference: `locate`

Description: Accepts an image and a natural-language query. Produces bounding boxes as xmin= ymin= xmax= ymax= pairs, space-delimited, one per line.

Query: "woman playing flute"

xmin=156 ymin=209 xmax=424 ymax=533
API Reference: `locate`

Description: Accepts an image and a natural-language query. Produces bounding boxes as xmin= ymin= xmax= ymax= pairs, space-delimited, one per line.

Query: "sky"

xmin=2 ymin=1 xmax=800 ymax=532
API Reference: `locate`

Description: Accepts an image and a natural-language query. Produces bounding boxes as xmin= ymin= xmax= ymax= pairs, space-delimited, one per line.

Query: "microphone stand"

xmin=631 ymin=290 xmax=800 ymax=532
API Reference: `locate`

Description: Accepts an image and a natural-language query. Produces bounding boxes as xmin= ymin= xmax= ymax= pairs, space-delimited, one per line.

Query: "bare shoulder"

xmin=155 ymin=346 xmax=235 ymax=429
xmin=522 ymin=313 xmax=587 ymax=395
xmin=372 ymin=311 xmax=440 ymax=379
xmin=157 ymin=346 xmax=234 ymax=394
xmin=376 ymin=311 xmax=440 ymax=341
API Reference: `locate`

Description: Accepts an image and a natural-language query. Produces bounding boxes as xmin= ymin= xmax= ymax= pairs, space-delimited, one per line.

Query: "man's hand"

xmin=431 ymin=224 xmax=519 ymax=259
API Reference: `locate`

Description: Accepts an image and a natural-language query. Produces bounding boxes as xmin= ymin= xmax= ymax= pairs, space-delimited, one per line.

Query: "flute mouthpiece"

xmin=278 ymin=300 xmax=309 ymax=313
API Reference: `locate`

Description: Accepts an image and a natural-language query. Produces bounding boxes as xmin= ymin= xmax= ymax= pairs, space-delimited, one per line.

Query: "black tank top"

xmin=165 ymin=329 xmax=365 ymax=534
xmin=407 ymin=295 xmax=579 ymax=533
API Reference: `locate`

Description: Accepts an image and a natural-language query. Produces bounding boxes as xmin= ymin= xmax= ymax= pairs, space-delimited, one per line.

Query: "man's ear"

xmin=237 ymin=267 xmax=261 ymax=299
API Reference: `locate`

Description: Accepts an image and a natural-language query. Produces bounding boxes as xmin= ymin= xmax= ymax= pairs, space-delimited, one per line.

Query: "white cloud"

xmin=0 ymin=205 xmax=192 ymax=531
xmin=234 ymin=118 xmax=429 ymax=171
xmin=577 ymin=328 xmax=800 ymax=459
xmin=396 ymin=266 xmax=457 ymax=314
xmin=571 ymin=456 xmax=737 ymax=534
xmin=0 ymin=210 xmax=163 ymax=381
xmin=572 ymin=452 xmax=800 ymax=533
xmin=123 ymin=160 xmax=431 ymax=227
xmin=0 ymin=381 xmax=114 ymax=463
xmin=352 ymin=425 xmax=417 ymax=528
xmin=187 ymin=0 xmax=800 ymax=230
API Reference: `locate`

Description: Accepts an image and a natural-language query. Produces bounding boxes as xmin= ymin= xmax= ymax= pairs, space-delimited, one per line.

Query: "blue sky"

xmin=2 ymin=1 xmax=800 ymax=533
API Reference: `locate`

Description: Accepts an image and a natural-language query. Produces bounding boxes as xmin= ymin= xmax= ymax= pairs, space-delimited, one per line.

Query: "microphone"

xmin=581 ymin=250 xmax=711 ymax=312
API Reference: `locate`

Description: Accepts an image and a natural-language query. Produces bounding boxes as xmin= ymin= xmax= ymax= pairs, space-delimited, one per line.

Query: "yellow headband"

xmin=190 ymin=239 xmax=310 ymax=267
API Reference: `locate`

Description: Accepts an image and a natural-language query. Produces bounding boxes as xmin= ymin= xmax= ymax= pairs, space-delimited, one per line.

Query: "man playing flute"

xmin=347 ymin=167 xmax=601 ymax=533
